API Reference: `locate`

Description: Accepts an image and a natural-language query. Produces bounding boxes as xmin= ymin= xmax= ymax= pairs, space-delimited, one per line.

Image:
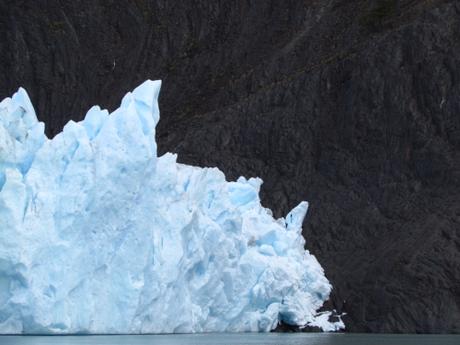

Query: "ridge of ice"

xmin=0 ymin=80 xmax=343 ymax=334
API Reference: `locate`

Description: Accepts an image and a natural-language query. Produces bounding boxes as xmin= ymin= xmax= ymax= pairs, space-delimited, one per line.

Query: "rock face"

xmin=0 ymin=0 xmax=459 ymax=333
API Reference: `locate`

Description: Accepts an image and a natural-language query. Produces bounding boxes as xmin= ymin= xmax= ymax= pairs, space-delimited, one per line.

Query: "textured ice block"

xmin=0 ymin=80 xmax=343 ymax=334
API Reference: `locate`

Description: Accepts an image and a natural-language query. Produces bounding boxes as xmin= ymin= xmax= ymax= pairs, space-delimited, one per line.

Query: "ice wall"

xmin=0 ymin=80 xmax=343 ymax=334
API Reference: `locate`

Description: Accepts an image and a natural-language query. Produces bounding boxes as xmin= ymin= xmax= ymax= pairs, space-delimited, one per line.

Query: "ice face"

xmin=0 ymin=80 xmax=343 ymax=334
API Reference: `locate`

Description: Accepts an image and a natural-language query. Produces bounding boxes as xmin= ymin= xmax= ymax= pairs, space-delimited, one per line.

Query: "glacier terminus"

xmin=0 ymin=80 xmax=343 ymax=334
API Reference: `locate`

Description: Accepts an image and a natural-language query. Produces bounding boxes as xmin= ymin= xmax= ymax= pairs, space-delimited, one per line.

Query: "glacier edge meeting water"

xmin=0 ymin=80 xmax=343 ymax=334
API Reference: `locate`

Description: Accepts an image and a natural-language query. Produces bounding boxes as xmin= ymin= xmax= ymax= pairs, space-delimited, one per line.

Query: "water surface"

xmin=1 ymin=333 xmax=458 ymax=345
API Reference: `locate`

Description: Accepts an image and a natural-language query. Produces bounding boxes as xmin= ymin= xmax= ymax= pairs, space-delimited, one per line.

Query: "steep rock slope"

xmin=0 ymin=0 xmax=459 ymax=333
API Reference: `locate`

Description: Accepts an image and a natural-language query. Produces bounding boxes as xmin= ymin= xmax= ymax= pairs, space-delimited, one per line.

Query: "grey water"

xmin=1 ymin=333 xmax=459 ymax=345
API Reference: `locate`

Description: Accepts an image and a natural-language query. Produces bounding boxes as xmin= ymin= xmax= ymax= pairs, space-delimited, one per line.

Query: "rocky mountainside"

xmin=1 ymin=0 xmax=459 ymax=333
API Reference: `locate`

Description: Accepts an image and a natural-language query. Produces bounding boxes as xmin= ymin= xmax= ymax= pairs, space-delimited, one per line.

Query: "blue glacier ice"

xmin=0 ymin=81 xmax=343 ymax=334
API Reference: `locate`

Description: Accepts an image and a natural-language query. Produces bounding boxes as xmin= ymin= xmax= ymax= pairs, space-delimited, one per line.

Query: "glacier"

xmin=0 ymin=80 xmax=343 ymax=334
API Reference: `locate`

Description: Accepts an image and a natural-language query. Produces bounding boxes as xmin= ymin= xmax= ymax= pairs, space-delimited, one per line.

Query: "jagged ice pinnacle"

xmin=0 ymin=80 xmax=343 ymax=334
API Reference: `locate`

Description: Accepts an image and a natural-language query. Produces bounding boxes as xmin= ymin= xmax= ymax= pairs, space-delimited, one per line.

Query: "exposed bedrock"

xmin=0 ymin=0 xmax=459 ymax=333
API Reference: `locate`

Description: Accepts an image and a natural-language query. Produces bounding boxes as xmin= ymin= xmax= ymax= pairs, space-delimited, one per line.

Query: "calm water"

xmin=0 ymin=333 xmax=459 ymax=345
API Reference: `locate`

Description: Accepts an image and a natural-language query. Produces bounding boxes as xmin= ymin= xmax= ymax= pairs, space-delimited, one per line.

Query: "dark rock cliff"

xmin=1 ymin=0 xmax=459 ymax=333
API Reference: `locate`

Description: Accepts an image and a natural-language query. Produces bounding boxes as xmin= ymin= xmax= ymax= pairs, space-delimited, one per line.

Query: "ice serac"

xmin=0 ymin=80 xmax=343 ymax=334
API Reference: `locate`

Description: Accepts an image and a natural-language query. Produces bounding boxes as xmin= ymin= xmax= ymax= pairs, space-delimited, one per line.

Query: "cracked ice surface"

xmin=0 ymin=80 xmax=342 ymax=334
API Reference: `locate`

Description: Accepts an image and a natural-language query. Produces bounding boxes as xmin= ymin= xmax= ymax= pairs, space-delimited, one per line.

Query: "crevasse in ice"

xmin=0 ymin=80 xmax=343 ymax=334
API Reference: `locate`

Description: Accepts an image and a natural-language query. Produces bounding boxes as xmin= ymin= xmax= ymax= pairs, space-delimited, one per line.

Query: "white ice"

xmin=0 ymin=80 xmax=343 ymax=334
